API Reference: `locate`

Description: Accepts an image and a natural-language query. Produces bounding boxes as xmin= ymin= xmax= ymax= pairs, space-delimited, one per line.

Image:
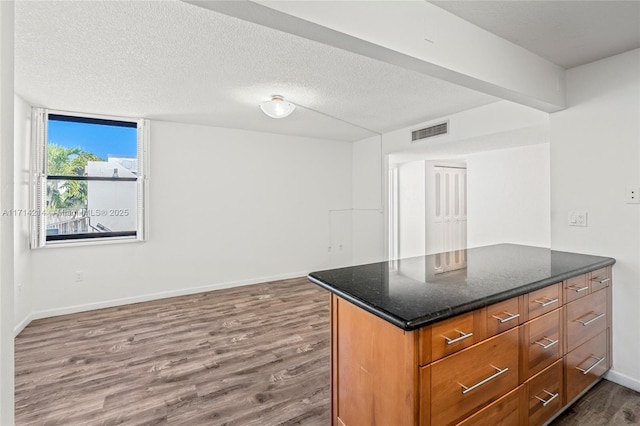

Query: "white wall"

xmin=388 ymin=143 xmax=550 ymax=258
xmin=25 ymin=120 xmax=352 ymax=318
xmin=0 ymin=2 xmax=15 ymax=423
xmin=350 ymin=101 xmax=552 ymax=263
xmin=550 ymin=49 xmax=640 ymax=391
xmin=13 ymin=95 xmax=32 ymax=334
xmin=467 ymin=143 xmax=550 ymax=248
xmin=397 ymin=160 xmax=426 ymax=258
xmin=351 ymin=136 xmax=384 ymax=265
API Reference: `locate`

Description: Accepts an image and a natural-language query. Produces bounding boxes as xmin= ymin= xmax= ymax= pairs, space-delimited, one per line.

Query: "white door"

xmin=427 ymin=166 xmax=467 ymax=272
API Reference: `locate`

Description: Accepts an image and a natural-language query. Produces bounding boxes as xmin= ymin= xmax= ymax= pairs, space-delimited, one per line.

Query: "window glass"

xmin=34 ymin=111 xmax=146 ymax=245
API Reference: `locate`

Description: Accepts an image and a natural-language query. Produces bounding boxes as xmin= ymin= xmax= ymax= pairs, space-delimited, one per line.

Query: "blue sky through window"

xmin=48 ymin=119 xmax=137 ymax=160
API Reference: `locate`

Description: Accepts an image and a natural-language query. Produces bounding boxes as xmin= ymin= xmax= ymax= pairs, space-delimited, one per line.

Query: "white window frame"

xmin=30 ymin=108 xmax=149 ymax=248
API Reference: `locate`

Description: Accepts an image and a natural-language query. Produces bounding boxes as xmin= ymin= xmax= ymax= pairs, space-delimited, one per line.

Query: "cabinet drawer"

xmin=527 ymin=283 xmax=561 ymax=320
xmin=522 ymin=308 xmax=562 ymax=380
xmin=484 ymin=296 xmax=521 ymax=338
xmin=432 ymin=311 xmax=477 ymax=361
xmin=455 ymin=386 xmax=524 ymax=426
xmin=431 ymin=328 xmax=519 ymax=426
xmin=564 ymin=274 xmax=589 ymax=303
xmin=589 ymin=267 xmax=611 ymax=293
xmin=527 ymin=359 xmax=563 ymax=426
xmin=565 ymin=289 xmax=607 ymax=353
xmin=565 ymin=329 xmax=608 ymax=403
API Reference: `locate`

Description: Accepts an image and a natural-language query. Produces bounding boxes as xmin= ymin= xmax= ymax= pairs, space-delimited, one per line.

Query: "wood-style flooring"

xmin=14 ymin=277 xmax=640 ymax=425
xmin=551 ymin=379 xmax=640 ymax=425
xmin=15 ymin=277 xmax=330 ymax=425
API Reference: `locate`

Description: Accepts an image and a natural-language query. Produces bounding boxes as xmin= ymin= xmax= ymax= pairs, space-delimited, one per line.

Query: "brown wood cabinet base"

xmin=330 ymin=267 xmax=612 ymax=426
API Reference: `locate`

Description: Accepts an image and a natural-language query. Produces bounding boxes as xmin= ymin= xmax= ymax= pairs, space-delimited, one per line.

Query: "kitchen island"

xmin=308 ymin=244 xmax=615 ymax=426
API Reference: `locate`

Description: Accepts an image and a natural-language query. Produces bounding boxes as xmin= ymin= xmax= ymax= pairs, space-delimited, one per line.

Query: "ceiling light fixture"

xmin=259 ymin=95 xmax=296 ymax=119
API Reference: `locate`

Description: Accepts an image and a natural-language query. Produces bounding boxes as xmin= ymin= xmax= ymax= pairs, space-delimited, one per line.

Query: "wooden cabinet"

xmin=456 ymin=386 xmax=525 ymax=426
xmin=526 ymin=283 xmax=562 ymax=320
xmin=484 ymin=296 xmax=522 ymax=338
xmin=330 ymin=266 xmax=612 ymax=426
xmin=564 ymin=274 xmax=589 ymax=303
xmin=331 ymin=296 xmax=418 ymax=426
xmin=521 ymin=308 xmax=562 ymax=380
xmin=565 ymin=288 xmax=607 ymax=353
xmin=430 ymin=328 xmax=519 ymax=425
xmin=589 ymin=267 xmax=611 ymax=293
xmin=526 ymin=360 xmax=563 ymax=426
xmin=565 ymin=330 xmax=608 ymax=403
xmin=431 ymin=311 xmax=478 ymax=361
xmin=564 ymin=277 xmax=611 ymax=406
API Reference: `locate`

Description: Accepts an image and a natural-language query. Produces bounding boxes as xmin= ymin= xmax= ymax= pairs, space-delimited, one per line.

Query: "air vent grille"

xmin=411 ymin=121 xmax=448 ymax=142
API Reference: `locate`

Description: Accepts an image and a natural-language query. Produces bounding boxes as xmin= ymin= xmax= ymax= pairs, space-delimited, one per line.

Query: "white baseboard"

xmin=605 ymin=368 xmax=640 ymax=393
xmin=19 ymin=271 xmax=309 ymax=332
xmin=14 ymin=312 xmax=34 ymax=337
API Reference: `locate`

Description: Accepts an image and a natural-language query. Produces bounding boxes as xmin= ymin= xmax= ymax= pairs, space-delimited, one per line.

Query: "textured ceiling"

xmin=15 ymin=1 xmax=639 ymax=142
xmin=432 ymin=1 xmax=640 ymax=69
xmin=14 ymin=0 xmax=497 ymax=142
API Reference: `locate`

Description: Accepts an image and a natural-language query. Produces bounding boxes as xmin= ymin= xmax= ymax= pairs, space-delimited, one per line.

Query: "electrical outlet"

xmin=568 ymin=211 xmax=588 ymax=227
xmin=626 ymin=187 xmax=640 ymax=204
xmin=75 ymin=271 xmax=84 ymax=283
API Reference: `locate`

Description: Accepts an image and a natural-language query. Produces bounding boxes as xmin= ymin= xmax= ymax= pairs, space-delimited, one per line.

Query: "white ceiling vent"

xmin=411 ymin=121 xmax=448 ymax=142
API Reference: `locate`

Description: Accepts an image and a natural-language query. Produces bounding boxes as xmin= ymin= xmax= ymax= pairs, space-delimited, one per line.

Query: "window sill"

xmin=39 ymin=236 xmax=144 ymax=249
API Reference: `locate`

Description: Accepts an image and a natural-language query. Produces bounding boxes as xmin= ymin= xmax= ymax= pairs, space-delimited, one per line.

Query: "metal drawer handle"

xmin=460 ymin=366 xmax=509 ymax=394
xmin=535 ymin=390 xmax=559 ymax=406
xmin=444 ymin=330 xmax=474 ymax=345
xmin=534 ymin=297 xmax=559 ymax=307
xmin=591 ymin=277 xmax=611 ymax=284
xmin=569 ymin=284 xmax=589 ymax=293
xmin=534 ymin=336 xmax=559 ymax=349
xmin=576 ymin=355 xmax=605 ymax=375
xmin=492 ymin=311 xmax=520 ymax=323
xmin=576 ymin=312 xmax=605 ymax=326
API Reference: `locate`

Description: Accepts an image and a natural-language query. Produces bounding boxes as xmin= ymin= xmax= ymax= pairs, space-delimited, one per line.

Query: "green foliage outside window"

xmin=47 ymin=144 xmax=104 ymax=212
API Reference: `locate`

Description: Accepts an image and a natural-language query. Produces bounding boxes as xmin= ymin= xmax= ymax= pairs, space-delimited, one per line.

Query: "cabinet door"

xmin=431 ymin=328 xmax=519 ymax=426
xmin=565 ymin=329 xmax=608 ymax=403
xmin=527 ymin=360 xmax=563 ymax=426
xmin=565 ymin=289 xmax=607 ymax=353
xmin=455 ymin=386 xmax=525 ymax=426
xmin=522 ymin=308 xmax=562 ymax=380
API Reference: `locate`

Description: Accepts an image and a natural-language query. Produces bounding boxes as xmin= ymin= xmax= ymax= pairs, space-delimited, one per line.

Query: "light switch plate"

xmin=568 ymin=211 xmax=588 ymax=227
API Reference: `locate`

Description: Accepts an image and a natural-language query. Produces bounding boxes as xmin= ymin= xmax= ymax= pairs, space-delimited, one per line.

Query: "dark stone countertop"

xmin=308 ymin=244 xmax=615 ymax=331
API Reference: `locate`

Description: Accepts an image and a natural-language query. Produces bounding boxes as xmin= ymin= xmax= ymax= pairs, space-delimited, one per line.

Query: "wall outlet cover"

xmin=568 ymin=211 xmax=588 ymax=227
xmin=626 ymin=187 xmax=640 ymax=204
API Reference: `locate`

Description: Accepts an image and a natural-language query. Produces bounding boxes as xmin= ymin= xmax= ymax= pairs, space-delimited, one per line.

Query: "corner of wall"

xmin=351 ymin=135 xmax=386 ymax=265
xmin=13 ymin=94 xmax=34 ymax=335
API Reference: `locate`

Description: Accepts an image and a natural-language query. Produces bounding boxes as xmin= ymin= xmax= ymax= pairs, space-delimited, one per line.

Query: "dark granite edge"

xmin=307 ymin=275 xmax=409 ymax=329
xmin=309 ymin=256 xmax=616 ymax=332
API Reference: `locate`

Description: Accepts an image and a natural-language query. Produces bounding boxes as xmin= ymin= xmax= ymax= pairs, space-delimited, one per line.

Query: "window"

xmin=31 ymin=109 xmax=149 ymax=247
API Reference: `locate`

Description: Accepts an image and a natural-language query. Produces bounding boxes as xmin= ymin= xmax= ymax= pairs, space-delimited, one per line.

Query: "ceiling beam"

xmin=183 ymin=0 xmax=566 ymax=113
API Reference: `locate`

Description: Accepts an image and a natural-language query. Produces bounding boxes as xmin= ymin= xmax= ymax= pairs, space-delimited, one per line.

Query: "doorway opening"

xmin=388 ymin=160 xmax=467 ymax=269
